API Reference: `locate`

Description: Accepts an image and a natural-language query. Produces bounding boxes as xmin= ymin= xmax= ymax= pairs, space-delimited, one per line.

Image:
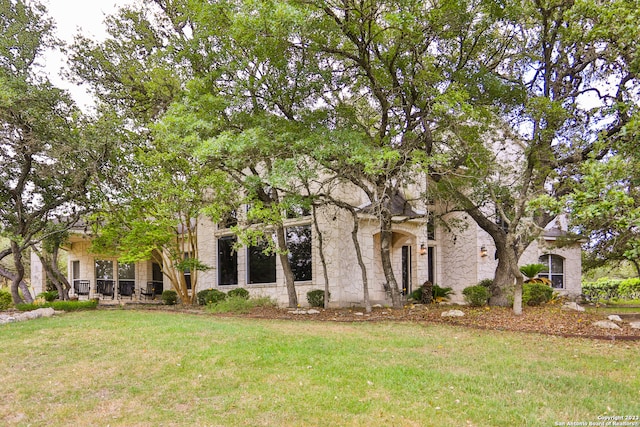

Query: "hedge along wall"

xmin=581 ymin=277 xmax=640 ymax=302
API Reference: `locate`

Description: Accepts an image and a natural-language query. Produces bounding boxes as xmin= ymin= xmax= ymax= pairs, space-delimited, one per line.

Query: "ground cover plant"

xmin=1 ymin=310 xmax=638 ymax=426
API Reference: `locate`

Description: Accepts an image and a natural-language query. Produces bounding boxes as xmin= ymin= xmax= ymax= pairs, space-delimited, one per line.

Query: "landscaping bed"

xmin=133 ymin=302 xmax=640 ymax=340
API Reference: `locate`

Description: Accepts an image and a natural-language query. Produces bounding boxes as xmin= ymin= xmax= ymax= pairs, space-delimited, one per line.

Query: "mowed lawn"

xmin=1 ymin=310 xmax=638 ymax=427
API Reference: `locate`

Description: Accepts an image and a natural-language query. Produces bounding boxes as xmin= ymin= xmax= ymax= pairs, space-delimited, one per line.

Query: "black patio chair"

xmin=97 ymin=279 xmax=115 ymax=299
xmin=140 ymin=281 xmax=155 ymax=300
xmin=118 ymin=280 xmax=135 ymax=300
xmin=74 ymin=280 xmax=90 ymax=299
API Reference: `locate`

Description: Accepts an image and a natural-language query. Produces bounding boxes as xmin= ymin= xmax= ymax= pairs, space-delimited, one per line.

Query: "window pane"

xmin=551 ymin=255 xmax=564 ymax=273
xmin=551 ymin=274 xmax=564 ymax=289
xmin=248 ymin=237 xmax=276 ymax=284
xmin=118 ymin=262 xmax=135 ymax=280
xmin=287 ymin=225 xmax=312 ymax=282
xmin=95 ymin=260 xmax=114 ymax=279
xmin=218 ymin=236 xmax=238 ymax=285
xmin=72 ymin=261 xmax=80 ymax=281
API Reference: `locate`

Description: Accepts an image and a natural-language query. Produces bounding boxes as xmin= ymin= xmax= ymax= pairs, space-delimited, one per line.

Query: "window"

xmin=248 ymin=236 xmax=276 ymax=284
xmin=219 ymin=210 xmax=238 ymax=229
xmin=538 ymin=254 xmax=564 ymax=289
xmin=286 ymin=204 xmax=311 ymax=219
xmin=72 ymin=261 xmax=80 ymax=281
xmin=286 ymin=225 xmax=312 ymax=281
xmin=118 ymin=262 xmax=135 ymax=281
xmin=218 ymin=236 xmax=238 ymax=285
xmin=427 ymin=214 xmax=435 ymax=241
xmin=95 ymin=260 xmax=114 ymax=280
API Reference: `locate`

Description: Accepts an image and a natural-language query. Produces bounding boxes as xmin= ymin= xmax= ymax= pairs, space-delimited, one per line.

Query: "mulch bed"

xmin=116 ymin=302 xmax=640 ymax=340
xmin=225 ymin=304 xmax=640 ymax=341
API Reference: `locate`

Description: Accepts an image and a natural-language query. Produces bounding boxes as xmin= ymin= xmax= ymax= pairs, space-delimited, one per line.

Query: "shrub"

xmin=38 ymin=291 xmax=59 ymax=302
xmin=463 ymin=285 xmax=490 ymax=307
xmin=477 ymin=279 xmax=494 ymax=288
xmin=307 ymin=289 xmax=330 ymax=307
xmin=432 ymin=285 xmax=453 ymax=300
xmin=522 ymin=283 xmax=553 ymax=306
xmin=207 ymin=289 xmax=227 ymax=305
xmin=619 ymin=278 xmax=640 ymax=300
xmin=196 ymin=289 xmax=213 ymax=306
xmin=16 ymin=300 xmax=98 ymax=311
xmin=410 ymin=287 xmax=423 ymax=302
xmin=162 ymin=290 xmax=178 ymax=305
xmin=227 ymin=288 xmax=250 ymax=299
xmin=0 ymin=289 xmax=12 ymax=310
xmin=581 ymin=278 xmax=621 ymax=302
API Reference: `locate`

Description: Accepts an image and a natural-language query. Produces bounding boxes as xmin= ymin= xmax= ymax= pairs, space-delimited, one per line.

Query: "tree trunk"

xmin=311 ymin=204 xmax=331 ymax=310
xmin=10 ymin=241 xmax=33 ymax=304
xmin=349 ymin=209 xmax=371 ymax=313
xmin=380 ymin=212 xmax=401 ymax=308
xmin=513 ymin=274 xmax=524 ymax=316
xmin=35 ymin=245 xmax=71 ymax=300
xmin=276 ymin=224 xmax=298 ymax=307
xmin=490 ymin=250 xmax=514 ymax=307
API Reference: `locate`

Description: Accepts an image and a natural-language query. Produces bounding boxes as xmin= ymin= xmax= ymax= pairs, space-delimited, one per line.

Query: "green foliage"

xmin=463 ymin=285 xmax=490 ymax=307
xmin=478 ymin=279 xmax=494 ymax=288
xmin=619 ymin=278 xmax=640 ymax=300
xmin=227 ymin=288 xmax=250 ymax=300
xmin=522 ymin=283 xmax=553 ymax=306
xmin=37 ymin=291 xmax=58 ymax=302
xmin=161 ymin=290 xmax=178 ymax=305
xmin=432 ymin=285 xmax=453 ymax=300
xmin=0 ymin=289 xmax=12 ymax=310
xmin=581 ymin=278 xmax=622 ymax=302
xmin=196 ymin=289 xmax=213 ymax=306
xmin=16 ymin=300 xmax=97 ymax=311
xmin=207 ymin=296 xmax=276 ymax=314
xmin=519 ymin=264 xmax=548 ymax=280
xmin=307 ymin=289 xmax=329 ymax=308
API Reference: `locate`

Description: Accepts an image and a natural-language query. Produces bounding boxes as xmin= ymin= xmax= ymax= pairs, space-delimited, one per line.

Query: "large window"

xmin=218 ymin=236 xmax=238 ymax=285
xmin=95 ymin=260 xmax=114 ymax=280
xmin=248 ymin=237 xmax=276 ymax=284
xmin=118 ymin=262 xmax=135 ymax=281
xmin=538 ymin=254 xmax=564 ymax=289
xmin=286 ymin=225 xmax=312 ymax=281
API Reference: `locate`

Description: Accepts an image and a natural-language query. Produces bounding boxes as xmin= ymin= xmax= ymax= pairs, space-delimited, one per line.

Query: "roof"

xmin=360 ymin=192 xmax=423 ymax=219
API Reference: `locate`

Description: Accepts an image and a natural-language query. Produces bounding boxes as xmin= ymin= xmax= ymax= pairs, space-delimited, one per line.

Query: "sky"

xmin=42 ymin=0 xmax=134 ymax=110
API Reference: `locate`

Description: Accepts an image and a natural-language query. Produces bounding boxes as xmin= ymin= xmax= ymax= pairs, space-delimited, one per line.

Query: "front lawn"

xmin=0 ymin=310 xmax=638 ymax=426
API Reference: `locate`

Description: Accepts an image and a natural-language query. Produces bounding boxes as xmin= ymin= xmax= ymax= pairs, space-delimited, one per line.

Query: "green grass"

xmin=1 ymin=310 xmax=639 ymax=426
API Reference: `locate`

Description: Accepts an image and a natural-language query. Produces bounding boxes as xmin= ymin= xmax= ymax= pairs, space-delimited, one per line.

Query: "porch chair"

xmin=140 ymin=281 xmax=155 ymax=300
xmin=74 ymin=280 xmax=90 ymax=299
xmin=118 ymin=281 xmax=136 ymax=300
xmin=97 ymin=280 xmax=115 ymax=299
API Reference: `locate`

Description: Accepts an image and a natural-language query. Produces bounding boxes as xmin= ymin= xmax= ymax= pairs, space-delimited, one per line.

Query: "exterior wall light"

xmin=480 ymin=245 xmax=488 ymax=258
xmin=419 ymin=243 xmax=427 ymax=256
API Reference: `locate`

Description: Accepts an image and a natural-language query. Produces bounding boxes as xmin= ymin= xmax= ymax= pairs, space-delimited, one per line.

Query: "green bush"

xmin=522 ymin=283 xmax=553 ymax=306
xmin=196 ymin=289 xmax=213 ymax=306
xmin=0 ymin=289 xmax=13 ymax=310
xmin=477 ymin=279 xmax=494 ymax=288
xmin=162 ymin=290 xmax=178 ymax=305
xmin=410 ymin=287 xmax=424 ymax=302
xmin=462 ymin=285 xmax=490 ymax=307
xmin=619 ymin=278 xmax=640 ymax=300
xmin=16 ymin=300 xmax=98 ymax=311
xmin=227 ymin=288 xmax=250 ymax=299
xmin=581 ymin=278 xmax=621 ymax=302
xmin=307 ymin=289 xmax=330 ymax=307
xmin=38 ymin=291 xmax=59 ymax=302
xmin=432 ymin=285 xmax=453 ymax=300
xmin=207 ymin=289 xmax=227 ymax=305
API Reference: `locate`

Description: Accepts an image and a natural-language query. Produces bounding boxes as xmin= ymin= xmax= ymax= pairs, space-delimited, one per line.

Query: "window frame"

xmin=538 ymin=254 xmax=565 ymax=289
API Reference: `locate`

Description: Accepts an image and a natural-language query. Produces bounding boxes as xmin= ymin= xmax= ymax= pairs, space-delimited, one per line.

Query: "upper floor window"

xmin=538 ymin=254 xmax=564 ymax=289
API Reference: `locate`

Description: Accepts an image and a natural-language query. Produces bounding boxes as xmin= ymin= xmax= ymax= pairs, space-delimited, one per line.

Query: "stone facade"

xmin=47 ymin=203 xmax=582 ymax=306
